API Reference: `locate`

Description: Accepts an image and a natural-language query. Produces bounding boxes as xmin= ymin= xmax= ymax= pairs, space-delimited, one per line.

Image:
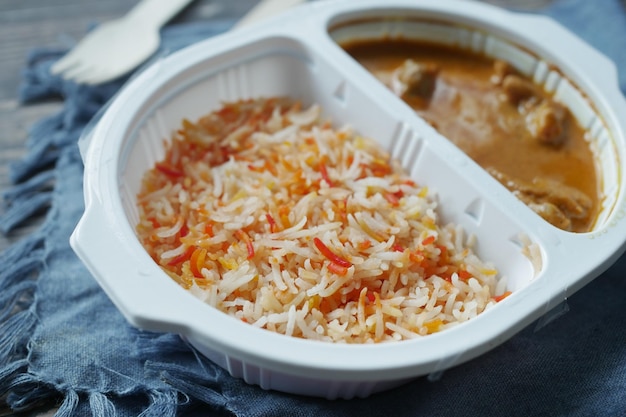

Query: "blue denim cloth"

xmin=1 ymin=1 xmax=625 ymax=416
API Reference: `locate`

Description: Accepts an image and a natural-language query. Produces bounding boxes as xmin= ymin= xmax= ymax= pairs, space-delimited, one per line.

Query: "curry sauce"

xmin=342 ymin=39 xmax=600 ymax=232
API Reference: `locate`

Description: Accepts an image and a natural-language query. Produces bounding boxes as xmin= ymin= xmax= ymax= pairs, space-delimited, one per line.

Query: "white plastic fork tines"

xmin=51 ymin=0 xmax=194 ymax=85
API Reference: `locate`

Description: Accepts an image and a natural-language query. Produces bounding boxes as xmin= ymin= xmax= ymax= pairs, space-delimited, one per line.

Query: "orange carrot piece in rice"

xmin=190 ymin=247 xmax=207 ymax=278
xmin=313 ymin=237 xmax=351 ymax=268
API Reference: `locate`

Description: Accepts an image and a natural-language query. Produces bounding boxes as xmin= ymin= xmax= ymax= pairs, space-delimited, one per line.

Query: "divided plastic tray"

xmin=70 ymin=0 xmax=626 ymax=399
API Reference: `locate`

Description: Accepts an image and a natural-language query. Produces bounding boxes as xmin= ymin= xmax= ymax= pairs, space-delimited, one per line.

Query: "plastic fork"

xmin=51 ymin=0 xmax=194 ymax=85
xmin=51 ymin=0 xmax=306 ymax=85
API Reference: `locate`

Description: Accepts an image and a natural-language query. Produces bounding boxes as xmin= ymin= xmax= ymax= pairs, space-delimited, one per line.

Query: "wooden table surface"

xmin=0 ymin=0 xmax=557 ymax=415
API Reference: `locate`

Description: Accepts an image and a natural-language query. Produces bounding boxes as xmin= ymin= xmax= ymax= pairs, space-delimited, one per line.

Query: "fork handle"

xmin=234 ymin=0 xmax=307 ymax=28
xmin=126 ymin=0 xmax=195 ymax=29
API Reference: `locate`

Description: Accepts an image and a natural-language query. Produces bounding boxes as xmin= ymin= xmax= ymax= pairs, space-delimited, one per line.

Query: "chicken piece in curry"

xmin=342 ymin=39 xmax=600 ymax=232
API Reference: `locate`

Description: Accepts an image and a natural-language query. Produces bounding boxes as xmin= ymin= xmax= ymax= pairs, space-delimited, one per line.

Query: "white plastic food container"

xmin=70 ymin=0 xmax=626 ymax=399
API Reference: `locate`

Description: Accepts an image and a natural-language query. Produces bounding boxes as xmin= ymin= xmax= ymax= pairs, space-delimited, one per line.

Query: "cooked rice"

xmin=136 ymin=97 xmax=509 ymax=343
